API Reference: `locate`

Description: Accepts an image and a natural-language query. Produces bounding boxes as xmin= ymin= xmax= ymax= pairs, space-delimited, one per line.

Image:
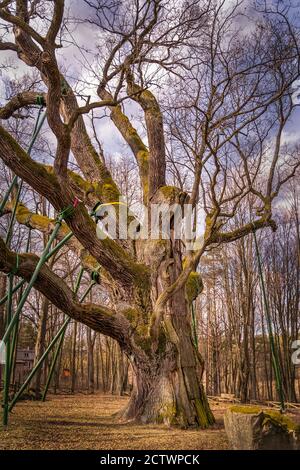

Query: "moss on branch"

xmin=186 ymin=271 xmax=203 ymax=303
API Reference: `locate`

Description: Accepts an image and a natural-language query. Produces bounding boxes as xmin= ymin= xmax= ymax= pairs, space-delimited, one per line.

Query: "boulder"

xmin=224 ymin=405 xmax=300 ymax=450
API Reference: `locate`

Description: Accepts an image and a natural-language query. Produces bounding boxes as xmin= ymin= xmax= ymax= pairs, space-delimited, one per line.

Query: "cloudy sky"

xmin=0 ymin=1 xmax=299 ymax=172
xmin=60 ymin=1 xmax=300 ymax=155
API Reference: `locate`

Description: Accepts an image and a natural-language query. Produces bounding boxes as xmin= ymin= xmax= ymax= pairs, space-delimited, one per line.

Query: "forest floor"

xmin=0 ymin=393 xmax=230 ymax=450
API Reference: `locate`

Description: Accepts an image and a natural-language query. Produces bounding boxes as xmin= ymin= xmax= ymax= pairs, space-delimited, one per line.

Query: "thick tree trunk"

xmin=117 ymin=198 xmax=215 ymax=428
xmin=119 ymin=300 xmax=215 ymax=427
xmin=120 ymin=339 xmax=214 ymax=427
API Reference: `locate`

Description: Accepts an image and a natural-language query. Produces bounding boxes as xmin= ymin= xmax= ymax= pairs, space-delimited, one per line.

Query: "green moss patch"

xmin=263 ymin=411 xmax=300 ymax=433
xmin=230 ymin=405 xmax=262 ymax=415
xmin=186 ymin=271 xmax=203 ymax=303
xmin=230 ymin=406 xmax=300 ymax=434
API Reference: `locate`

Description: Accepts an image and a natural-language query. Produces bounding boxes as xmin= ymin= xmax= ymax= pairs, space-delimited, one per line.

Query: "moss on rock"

xmin=263 ymin=411 xmax=300 ymax=433
xmin=230 ymin=405 xmax=262 ymax=415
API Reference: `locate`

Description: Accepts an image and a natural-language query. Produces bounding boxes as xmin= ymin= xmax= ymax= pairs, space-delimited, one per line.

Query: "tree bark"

xmin=120 ymin=312 xmax=214 ymax=427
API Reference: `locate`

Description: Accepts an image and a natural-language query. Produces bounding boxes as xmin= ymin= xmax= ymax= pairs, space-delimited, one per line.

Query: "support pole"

xmin=46 ymin=231 xmax=73 ymax=259
xmin=5 ymin=182 xmax=23 ymax=245
xmin=9 ymin=280 xmax=95 ymax=411
xmin=0 ymin=280 xmax=25 ymax=307
xmin=0 ymin=107 xmax=46 ymax=217
xmin=0 ymin=176 xmax=18 ymax=217
xmin=9 ymin=231 xmax=32 ymax=377
xmin=0 ymin=232 xmax=73 ymax=307
xmin=41 ymin=322 xmax=67 ymax=402
xmin=2 ymin=216 xmax=64 ymax=344
xmin=42 ymin=269 xmax=88 ymax=402
xmin=2 ymin=274 xmax=13 ymax=426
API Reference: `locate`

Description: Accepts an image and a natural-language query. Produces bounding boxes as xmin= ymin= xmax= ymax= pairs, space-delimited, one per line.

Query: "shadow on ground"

xmin=0 ymin=394 xmax=229 ymax=450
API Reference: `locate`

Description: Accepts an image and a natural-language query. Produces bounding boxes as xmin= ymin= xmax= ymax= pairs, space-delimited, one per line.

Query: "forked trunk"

xmin=117 ymin=201 xmax=215 ymax=428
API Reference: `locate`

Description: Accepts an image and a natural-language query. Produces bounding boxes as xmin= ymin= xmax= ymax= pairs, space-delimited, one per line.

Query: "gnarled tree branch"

xmin=0 ymin=124 xmax=149 ymax=287
xmin=0 ymin=237 xmax=134 ymax=351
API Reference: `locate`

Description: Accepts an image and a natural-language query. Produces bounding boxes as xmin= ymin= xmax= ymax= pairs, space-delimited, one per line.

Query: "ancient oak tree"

xmin=0 ymin=1 xmax=299 ymax=426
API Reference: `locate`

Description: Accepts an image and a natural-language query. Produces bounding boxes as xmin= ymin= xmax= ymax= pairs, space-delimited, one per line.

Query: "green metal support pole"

xmin=9 ymin=313 xmax=19 ymax=374
xmin=8 ymin=317 xmax=71 ymax=412
xmin=5 ymin=181 xmax=23 ymax=245
xmin=27 ymin=109 xmax=46 ymax=155
xmin=9 ymin=280 xmax=25 ymax=372
xmin=9 ymin=280 xmax=95 ymax=411
xmin=79 ymin=281 xmax=96 ymax=302
xmin=0 ymin=233 xmax=73 ymax=307
xmin=42 ymin=272 xmax=91 ymax=402
xmin=46 ymin=231 xmax=73 ymax=259
xmin=0 ymin=107 xmax=46 ymax=217
xmin=1 ymin=105 xmax=47 ymax=426
xmin=253 ymin=230 xmax=285 ymax=412
xmin=74 ymin=268 xmax=85 ymax=294
xmin=42 ymin=267 xmax=84 ymax=401
xmin=0 ymin=280 xmax=25 ymax=307
xmin=9 ymin=231 xmax=32 ymax=373
xmin=41 ymin=322 xmax=68 ymax=402
xmin=0 ymin=176 xmax=18 ymax=217
xmin=2 ymin=217 xmax=64 ymax=345
xmin=2 ymin=274 xmax=13 ymax=426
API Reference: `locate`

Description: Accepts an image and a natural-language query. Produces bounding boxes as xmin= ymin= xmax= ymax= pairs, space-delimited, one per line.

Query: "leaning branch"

xmin=0 ymin=91 xmax=46 ymax=119
xmin=0 ymin=237 xmax=133 ymax=350
xmin=99 ymin=88 xmax=149 ymax=201
xmin=1 ymin=200 xmax=100 ymax=276
xmin=0 ymin=125 xmax=148 ymax=287
xmin=126 ymin=70 xmax=166 ymax=201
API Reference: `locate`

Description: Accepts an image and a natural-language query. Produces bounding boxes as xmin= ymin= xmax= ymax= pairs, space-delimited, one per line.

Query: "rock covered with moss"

xmin=224 ymin=405 xmax=300 ymax=450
